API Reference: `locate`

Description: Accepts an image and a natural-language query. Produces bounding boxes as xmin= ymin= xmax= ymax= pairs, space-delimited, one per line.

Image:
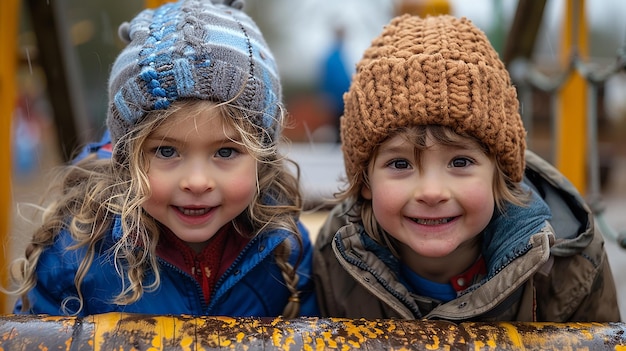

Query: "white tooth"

xmin=414 ymin=218 xmax=450 ymax=225
xmin=179 ymin=207 xmax=208 ymax=216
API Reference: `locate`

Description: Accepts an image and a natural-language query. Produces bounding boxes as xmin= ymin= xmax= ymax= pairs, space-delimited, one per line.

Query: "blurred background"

xmin=2 ymin=0 xmax=626 ymax=315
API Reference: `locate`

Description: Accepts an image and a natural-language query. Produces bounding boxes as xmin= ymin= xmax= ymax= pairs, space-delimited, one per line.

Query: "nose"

xmin=413 ymin=170 xmax=450 ymax=206
xmin=180 ymin=161 xmax=214 ymax=193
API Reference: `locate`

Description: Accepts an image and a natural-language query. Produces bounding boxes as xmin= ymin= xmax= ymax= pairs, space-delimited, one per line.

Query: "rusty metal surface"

xmin=1 ymin=313 xmax=625 ymax=350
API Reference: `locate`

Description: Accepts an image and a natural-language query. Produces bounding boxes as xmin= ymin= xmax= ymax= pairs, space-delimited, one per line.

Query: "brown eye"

xmin=389 ymin=159 xmax=410 ymax=169
xmin=450 ymin=157 xmax=472 ymax=168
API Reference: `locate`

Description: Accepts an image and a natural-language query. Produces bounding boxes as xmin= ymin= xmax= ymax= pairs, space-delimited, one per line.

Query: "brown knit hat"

xmin=341 ymin=14 xmax=526 ymax=189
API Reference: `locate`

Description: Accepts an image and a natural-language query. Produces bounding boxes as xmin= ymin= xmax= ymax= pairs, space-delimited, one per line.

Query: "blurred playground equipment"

xmin=1 ymin=0 xmax=626 ymax=348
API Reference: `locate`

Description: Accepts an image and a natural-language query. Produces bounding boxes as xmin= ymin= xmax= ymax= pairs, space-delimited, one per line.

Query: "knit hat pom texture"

xmin=106 ymin=0 xmax=281 ymax=145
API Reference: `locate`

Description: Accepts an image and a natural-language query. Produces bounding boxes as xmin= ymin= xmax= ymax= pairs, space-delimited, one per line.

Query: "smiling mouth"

xmin=410 ymin=217 xmax=456 ymax=225
xmin=176 ymin=207 xmax=211 ymax=216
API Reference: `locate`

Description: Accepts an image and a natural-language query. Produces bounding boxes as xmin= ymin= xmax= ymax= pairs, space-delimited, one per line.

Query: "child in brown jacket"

xmin=313 ymin=14 xmax=620 ymax=322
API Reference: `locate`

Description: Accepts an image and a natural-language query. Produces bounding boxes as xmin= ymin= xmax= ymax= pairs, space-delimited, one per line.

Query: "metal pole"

xmin=556 ymin=0 xmax=588 ymax=194
xmin=2 ymin=313 xmax=626 ymax=350
xmin=0 ymin=0 xmax=20 ymax=313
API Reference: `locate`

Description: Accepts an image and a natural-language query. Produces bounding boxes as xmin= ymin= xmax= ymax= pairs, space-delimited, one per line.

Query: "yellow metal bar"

xmin=396 ymin=0 xmax=451 ymax=16
xmin=556 ymin=0 xmax=588 ymax=194
xmin=1 ymin=313 xmax=626 ymax=350
xmin=0 ymin=0 xmax=20 ymax=314
xmin=145 ymin=0 xmax=176 ymax=8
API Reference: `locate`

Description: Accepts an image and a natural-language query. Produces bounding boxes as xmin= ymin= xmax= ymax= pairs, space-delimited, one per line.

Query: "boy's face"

xmin=361 ymin=132 xmax=495 ymax=260
xmin=141 ymin=104 xmax=257 ymax=252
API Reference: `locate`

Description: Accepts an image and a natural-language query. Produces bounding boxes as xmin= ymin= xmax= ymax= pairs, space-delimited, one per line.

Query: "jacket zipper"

xmin=157 ymin=258 xmax=208 ymax=311
xmin=334 ymin=234 xmax=422 ymax=318
xmin=206 ymin=233 xmax=287 ymax=313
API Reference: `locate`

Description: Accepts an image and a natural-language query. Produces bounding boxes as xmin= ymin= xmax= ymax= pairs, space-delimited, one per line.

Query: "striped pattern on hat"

xmin=341 ymin=14 xmax=526 ymax=185
xmin=106 ymin=0 xmax=281 ymax=145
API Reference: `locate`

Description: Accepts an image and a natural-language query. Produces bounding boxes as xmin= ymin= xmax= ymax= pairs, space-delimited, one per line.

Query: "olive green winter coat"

xmin=313 ymin=151 xmax=620 ymax=322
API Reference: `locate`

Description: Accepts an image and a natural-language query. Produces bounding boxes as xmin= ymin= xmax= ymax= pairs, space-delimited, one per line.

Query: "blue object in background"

xmin=73 ymin=130 xmax=112 ymax=162
xmin=320 ymin=26 xmax=351 ymax=133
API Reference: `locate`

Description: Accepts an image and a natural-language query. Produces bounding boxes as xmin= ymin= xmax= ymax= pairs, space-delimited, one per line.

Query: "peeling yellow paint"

xmin=347 ymin=339 xmax=361 ymax=348
xmin=580 ymin=328 xmax=594 ymax=340
xmin=425 ymin=335 xmax=440 ymax=350
xmin=235 ymin=331 xmax=245 ymax=343
xmin=1 ymin=313 xmax=625 ymax=350
xmin=501 ymin=322 xmax=525 ymax=347
xmin=473 ymin=340 xmax=487 ymax=349
xmin=283 ymin=333 xmax=296 ymax=348
xmin=271 ymin=326 xmax=283 ymax=346
xmin=319 ymin=331 xmax=333 ymax=347
xmin=178 ymin=335 xmax=193 ymax=349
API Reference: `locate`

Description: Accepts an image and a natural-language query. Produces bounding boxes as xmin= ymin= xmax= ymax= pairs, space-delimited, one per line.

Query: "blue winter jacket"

xmin=14 ymin=215 xmax=319 ymax=317
xmin=14 ymin=131 xmax=319 ymax=317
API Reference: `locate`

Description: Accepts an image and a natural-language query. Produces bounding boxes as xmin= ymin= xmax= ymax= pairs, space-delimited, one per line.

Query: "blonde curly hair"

xmin=8 ymin=99 xmax=304 ymax=317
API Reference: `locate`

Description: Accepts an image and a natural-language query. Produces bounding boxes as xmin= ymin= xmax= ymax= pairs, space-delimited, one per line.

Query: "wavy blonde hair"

xmin=336 ymin=125 xmax=529 ymax=257
xmin=8 ymin=99 xmax=304 ymax=317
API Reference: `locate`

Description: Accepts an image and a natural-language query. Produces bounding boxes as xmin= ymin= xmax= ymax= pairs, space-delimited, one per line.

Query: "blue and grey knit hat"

xmin=106 ymin=0 xmax=282 ymax=145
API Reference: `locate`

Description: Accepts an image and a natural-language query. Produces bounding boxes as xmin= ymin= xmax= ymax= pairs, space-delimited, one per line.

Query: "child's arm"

xmin=535 ymin=231 xmax=621 ymax=322
xmin=13 ymin=282 xmax=70 ymax=316
xmin=12 ymin=229 xmax=85 ymax=316
xmin=312 ymin=202 xmax=353 ymax=317
xmin=560 ymin=252 xmax=621 ymax=322
xmin=576 ymin=254 xmax=621 ymax=321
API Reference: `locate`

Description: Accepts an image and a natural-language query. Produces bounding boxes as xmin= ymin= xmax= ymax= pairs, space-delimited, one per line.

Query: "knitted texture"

xmin=106 ymin=0 xmax=281 ymax=145
xmin=341 ymin=14 xmax=526 ymax=184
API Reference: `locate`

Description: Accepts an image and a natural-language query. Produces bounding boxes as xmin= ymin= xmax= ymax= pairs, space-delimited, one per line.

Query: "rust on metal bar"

xmin=1 ymin=313 xmax=625 ymax=350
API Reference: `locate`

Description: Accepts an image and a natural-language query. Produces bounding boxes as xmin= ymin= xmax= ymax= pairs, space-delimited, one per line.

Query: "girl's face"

xmin=141 ymin=105 xmax=257 ymax=251
xmin=361 ymin=131 xmax=495 ymax=260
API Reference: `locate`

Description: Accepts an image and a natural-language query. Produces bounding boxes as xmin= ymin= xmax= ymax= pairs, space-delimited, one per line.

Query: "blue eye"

xmin=216 ymin=148 xmax=236 ymax=158
xmin=155 ymin=146 xmax=177 ymax=159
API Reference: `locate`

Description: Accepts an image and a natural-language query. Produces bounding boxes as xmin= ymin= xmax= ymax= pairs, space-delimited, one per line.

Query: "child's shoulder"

xmin=313 ymin=200 xmax=358 ymax=249
xmin=521 ymin=150 xmax=608 ymax=263
xmin=44 ymin=214 xmax=120 ymax=259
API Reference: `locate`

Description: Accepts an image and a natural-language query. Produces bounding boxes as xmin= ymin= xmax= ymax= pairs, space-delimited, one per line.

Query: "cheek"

xmin=370 ymin=185 xmax=402 ymax=216
xmin=462 ymin=181 xmax=495 ymax=220
xmin=145 ymin=172 xmax=170 ymax=203
xmin=225 ymin=172 xmax=258 ymax=203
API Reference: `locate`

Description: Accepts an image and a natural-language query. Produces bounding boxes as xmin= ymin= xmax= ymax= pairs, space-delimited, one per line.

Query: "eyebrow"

xmin=377 ymin=143 xmax=414 ymax=157
xmin=442 ymin=140 xmax=482 ymax=151
xmin=377 ymin=138 xmax=483 ymax=157
xmin=147 ymin=130 xmax=242 ymax=144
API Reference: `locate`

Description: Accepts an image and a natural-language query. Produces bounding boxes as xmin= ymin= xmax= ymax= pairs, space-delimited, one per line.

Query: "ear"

xmin=361 ymin=184 xmax=372 ymax=200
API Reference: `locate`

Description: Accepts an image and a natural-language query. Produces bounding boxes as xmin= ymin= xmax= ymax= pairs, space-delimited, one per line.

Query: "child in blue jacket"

xmin=8 ymin=0 xmax=318 ymax=318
